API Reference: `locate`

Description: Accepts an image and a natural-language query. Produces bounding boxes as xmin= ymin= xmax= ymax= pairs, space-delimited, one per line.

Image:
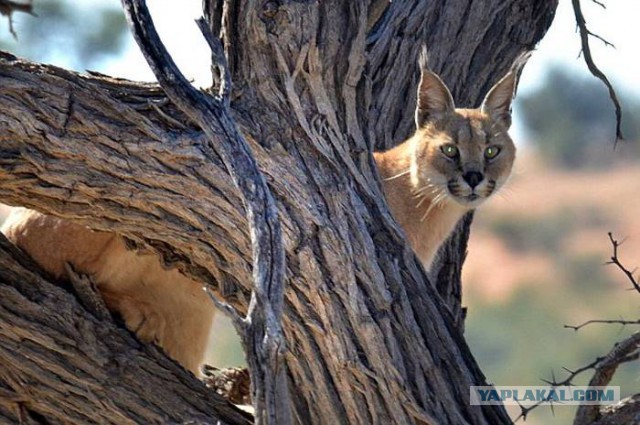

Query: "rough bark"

xmin=0 ymin=1 xmax=558 ymax=424
xmin=590 ymin=394 xmax=640 ymax=425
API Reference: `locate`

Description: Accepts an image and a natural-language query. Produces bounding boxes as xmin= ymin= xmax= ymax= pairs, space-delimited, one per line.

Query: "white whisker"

xmin=413 ymin=185 xmax=438 ymax=197
xmin=420 ymin=202 xmax=437 ymax=222
xmin=415 ymin=191 xmax=434 ymax=208
xmin=420 ymin=191 xmax=448 ymax=222
xmin=384 ymin=169 xmax=411 ymax=181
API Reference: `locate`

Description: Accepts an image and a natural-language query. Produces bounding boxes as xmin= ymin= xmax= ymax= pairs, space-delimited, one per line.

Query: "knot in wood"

xmin=262 ymin=1 xmax=279 ymax=19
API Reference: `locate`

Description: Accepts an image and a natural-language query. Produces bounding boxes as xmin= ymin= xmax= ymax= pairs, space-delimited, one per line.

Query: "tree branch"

xmin=195 ymin=17 xmax=231 ymax=108
xmin=520 ymin=233 xmax=640 ymax=422
xmin=0 ymin=51 xmax=252 ymax=301
xmin=571 ymin=0 xmax=623 ymax=143
xmin=565 ymin=318 xmax=640 ymax=331
xmin=0 ymin=0 xmax=33 ymax=38
xmin=606 ymin=232 xmax=640 ymax=293
xmin=120 ymin=1 xmax=289 ymax=422
xmin=573 ymin=332 xmax=640 ymax=425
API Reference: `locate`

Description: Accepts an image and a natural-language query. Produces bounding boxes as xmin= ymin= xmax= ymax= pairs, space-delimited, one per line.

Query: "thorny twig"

xmin=606 ymin=232 xmax=640 ymax=293
xmin=564 ymin=233 xmax=640 ymax=330
xmin=571 ymin=0 xmax=623 ymax=144
xmin=515 ymin=360 xmax=600 ymax=421
xmin=515 ymin=335 xmax=640 ymax=422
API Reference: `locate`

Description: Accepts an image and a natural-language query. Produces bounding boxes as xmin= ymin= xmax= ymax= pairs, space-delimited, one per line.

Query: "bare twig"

xmin=571 ymin=0 xmax=623 ymax=143
xmin=565 ymin=318 xmax=640 ymax=331
xmin=564 ymin=234 xmax=639 ymax=330
xmin=584 ymin=30 xmax=614 ymax=48
xmin=515 ymin=341 xmax=639 ymax=424
xmin=606 ymin=232 xmax=640 ymax=293
xmin=514 ymin=358 xmax=602 ymax=421
xmin=0 ymin=0 xmax=33 ymax=38
xmin=514 ymin=358 xmax=601 ymax=422
xmin=120 ymin=1 xmax=290 ymax=424
xmin=195 ymin=17 xmax=231 ymax=108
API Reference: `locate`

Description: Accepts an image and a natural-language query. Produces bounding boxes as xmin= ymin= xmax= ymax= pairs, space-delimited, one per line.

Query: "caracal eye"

xmin=441 ymin=144 xmax=458 ymax=158
xmin=484 ymin=145 xmax=501 ymax=159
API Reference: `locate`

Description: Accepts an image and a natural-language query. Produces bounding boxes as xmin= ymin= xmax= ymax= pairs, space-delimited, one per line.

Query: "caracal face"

xmin=411 ymin=107 xmax=516 ymax=210
xmin=409 ymin=56 xmax=526 ymax=211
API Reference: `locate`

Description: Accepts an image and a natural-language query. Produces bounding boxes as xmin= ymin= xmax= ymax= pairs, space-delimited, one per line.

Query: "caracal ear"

xmin=415 ymin=49 xmax=455 ymax=128
xmin=481 ymin=51 xmax=532 ymax=130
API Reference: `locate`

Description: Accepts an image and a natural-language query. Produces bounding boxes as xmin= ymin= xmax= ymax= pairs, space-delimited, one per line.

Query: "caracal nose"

xmin=462 ymin=171 xmax=484 ymax=188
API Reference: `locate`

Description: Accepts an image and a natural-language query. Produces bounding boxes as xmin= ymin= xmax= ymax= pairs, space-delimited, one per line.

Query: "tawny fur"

xmin=1 ymin=208 xmax=214 ymax=375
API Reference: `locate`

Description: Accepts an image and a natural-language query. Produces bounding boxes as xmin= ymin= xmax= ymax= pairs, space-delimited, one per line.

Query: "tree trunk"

xmin=0 ymin=1 xmax=558 ymax=424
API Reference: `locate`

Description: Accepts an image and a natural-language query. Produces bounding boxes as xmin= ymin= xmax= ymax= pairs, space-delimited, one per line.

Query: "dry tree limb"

xmin=571 ymin=0 xmax=624 ymax=143
xmin=121 ymin=1 xmax=290 ymax=424
xmin=593 ymin=393 xmax=640 ymax=425
xmin=195 ymin=17 xmax=231 ymax=108
xmin=568 ymin=234 xmax=640 ymax=423
xmin=0 ymin=0 xmax=558 ymax=422
xmin=0 ymin=0 xmax=33 ymax=38
xmin=573 ymin=332 xmax=640 ymax=425
xmin=565 ymin=318 xmax=640 ymax=331
xmin=0 ymin=0 xmax=31 ymax=15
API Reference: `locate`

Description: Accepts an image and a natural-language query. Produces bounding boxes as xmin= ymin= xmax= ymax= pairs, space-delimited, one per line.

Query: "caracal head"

xmin=410 ymin=53 xmax=529 ymax=209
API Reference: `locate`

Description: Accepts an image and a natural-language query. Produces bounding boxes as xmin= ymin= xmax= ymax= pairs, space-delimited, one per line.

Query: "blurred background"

xmin=1 ymin=1 xmax=639 ymax=423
